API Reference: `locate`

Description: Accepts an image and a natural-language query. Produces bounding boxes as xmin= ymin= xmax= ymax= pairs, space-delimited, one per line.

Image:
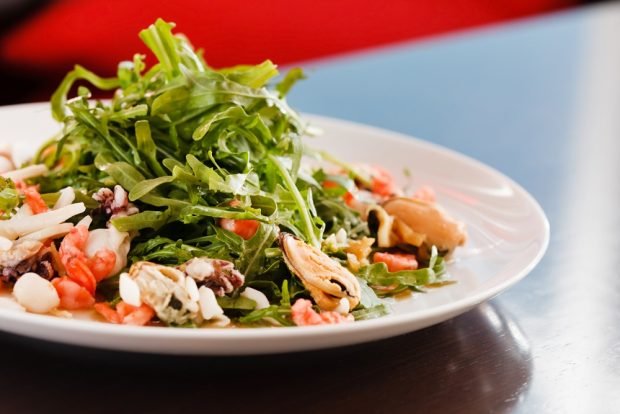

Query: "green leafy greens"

xmin=28 ymin=18 xmax=453 ymax=327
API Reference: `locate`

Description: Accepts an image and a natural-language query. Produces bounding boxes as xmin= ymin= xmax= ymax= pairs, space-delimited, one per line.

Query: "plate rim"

xmin=0 ymin=103 xmax=550 ymax=352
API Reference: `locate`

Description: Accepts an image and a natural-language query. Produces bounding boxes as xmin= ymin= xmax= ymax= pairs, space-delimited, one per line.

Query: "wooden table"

xmin=1 ymin=3 xmax=618 ymax=413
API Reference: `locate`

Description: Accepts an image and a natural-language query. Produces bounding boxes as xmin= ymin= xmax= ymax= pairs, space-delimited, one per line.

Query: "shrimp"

xmin=62 ymin=257 xmax=97 ymax=295
xmin=87 ymin=249 xmax=117 ymax=282
xmin=84 ymin=227 xmax=127 ymax=278
xmin=18 ymin=184 xmax=48 ymax=215
xmin=117 ymin=302 xmax=155 ymax=326
xmin=94 ymin=301 xmax=155 ymax=326
xmin=52 ymin=277 xmax=95 ymax=310
xmin=291 ymin=299 xmax=353 ymax=326
xmin=59 ymin=223 xmax=119 ymax=292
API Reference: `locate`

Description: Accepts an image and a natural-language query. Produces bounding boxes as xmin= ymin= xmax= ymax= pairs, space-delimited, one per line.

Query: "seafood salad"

xmin=0 ymin=19 xmax=466 ymax=328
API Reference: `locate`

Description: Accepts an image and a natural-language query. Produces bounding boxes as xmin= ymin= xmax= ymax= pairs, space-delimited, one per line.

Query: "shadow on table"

xmin=0 ymin=302 xmax=532 ymax=414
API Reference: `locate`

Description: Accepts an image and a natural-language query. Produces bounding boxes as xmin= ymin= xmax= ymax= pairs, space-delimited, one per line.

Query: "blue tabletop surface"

xmin=291 ymin=4 xmax=620 ymax=412
xmin=290 ymin=8 xmax=584 ymax=202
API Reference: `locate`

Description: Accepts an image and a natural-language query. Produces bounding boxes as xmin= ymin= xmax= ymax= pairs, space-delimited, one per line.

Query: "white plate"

xmin=0 ymin=103 xmax=549 ymax=355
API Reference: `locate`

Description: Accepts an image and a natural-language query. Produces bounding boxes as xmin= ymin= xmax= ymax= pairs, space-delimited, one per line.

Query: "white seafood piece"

xmin=77 ymin=215 xmax=92 ymax=229
xmin=0 ymin=236 xmax=13 ymax=251
xmin=12 ymin=272 xmax=60 ymax=314
xmin=112 ymin=185 xmax=129 ymax=212
xmin=53 ymin=187 xmax=76 ymax=210
xmin=198 ymin=286 xmax=225 ymax=320
xmin=119 ymin=272 xmax=142 ymax=307
xmin=128 ymin=261 xmax=199 ymax=325
xmin=0 ymin=238 xmax=44 ymax=268
xmin=184 ymin=276 xmax=200 ymax=302
xmin=85 ymin=226 xmax=130 ymax=276
xmin=323 ymin=228 xmax=349 ymax=252
xmin=1 ymin=164 xmax=48 ymax=182
xmin=279 ymin=233 xmax=361 ymax=311
xmin=14 ymin=204 xmax=33 ymax=218
xmin=185 ymin=258 xmax=215 ymax=280
xmin=0 ymin=202 xmax=85 ymax=240
xmin=334 ymin=297 xmax=350 ymax=315
xmin=335 ymin=228 xmax=348 ymax=245
xmin=22 ymin=223 xmax=74 ymax=241
xmin=241 ymin=287 xmax=269 ymax=310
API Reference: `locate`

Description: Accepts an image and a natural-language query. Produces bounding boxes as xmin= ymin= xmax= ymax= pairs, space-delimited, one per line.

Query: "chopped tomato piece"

xmin=370 ymin=166 xmax=398 ymax=197
xmin=220 ymin=218 xmax=259 ymax=240
xmin=343 ymin=191 xmax=356 ymax=207
xmin=22 ymin=186 xmax=48 ymax=214
xmin=322 ymin=180 xmax=357 ymax=207
xmin=373 ymin=252 xmax=418 ymax=272
xmin=321 ymin=180 xmax=339 ymax=190
xmin=52 ymin=277 xmax=95 ymax=310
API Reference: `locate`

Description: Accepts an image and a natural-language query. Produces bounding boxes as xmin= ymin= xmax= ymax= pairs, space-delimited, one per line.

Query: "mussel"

xmin=366 ymin=205 xmax=395 ymax=248
xmin=382 ymin=197 xmax=466 ymax=252
xmin=279 ymin=233 xmax=360 ymax=311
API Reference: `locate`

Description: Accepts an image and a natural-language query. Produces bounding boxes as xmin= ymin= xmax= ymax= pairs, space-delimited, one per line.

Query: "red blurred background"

xmin=0 ymin=0 xmax=584 ymax=105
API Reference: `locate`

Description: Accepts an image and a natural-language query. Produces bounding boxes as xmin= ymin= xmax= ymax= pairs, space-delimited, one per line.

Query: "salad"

xmin=0 ymin=19 xmax=466 ymax=328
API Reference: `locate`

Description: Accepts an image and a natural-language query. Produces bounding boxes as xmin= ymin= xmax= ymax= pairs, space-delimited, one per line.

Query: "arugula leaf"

xmin=129 ymin=176 xmax=174 ymax=201
xmin=276 ymin=68 xmax=305 ymax=98
xmin=356 ymin=276 xmax=384 ymax=309
xmin=138 ymin=19 xmax=183 ymax=80
xmin=238 ymin=305 xmax=293 ymax=326
xmin=217 ymin=296 xmax=257 ymax=310
xmin=111 ymin=209 xmax=172 ymax=231
xmin=129 ymin=236 xmax=208 ymax=264
xmin=351 ymin=304 xmax=391 ymax=321
xmin=51 ymin=65 xmax=119 ymax=121
xmin=0 ymin=178 xmax=18 ymax=217
xmin=135 ymin=120 xmax=167 ymax=177
xmin=219 ymin=60 xmax=279 ymax=89
xmin=236 ymin=223 xmax=280 ymax=279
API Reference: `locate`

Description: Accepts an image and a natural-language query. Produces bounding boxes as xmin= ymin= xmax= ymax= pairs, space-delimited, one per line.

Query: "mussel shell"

xmin=279 ymin=233 xmax=360 ymax=311
xmin=382 ymin=197 xmax=466 ymax=251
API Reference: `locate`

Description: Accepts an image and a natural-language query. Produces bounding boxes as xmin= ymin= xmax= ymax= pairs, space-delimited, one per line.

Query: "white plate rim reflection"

xmin=0 ymin=103 xmax=549 ymax=355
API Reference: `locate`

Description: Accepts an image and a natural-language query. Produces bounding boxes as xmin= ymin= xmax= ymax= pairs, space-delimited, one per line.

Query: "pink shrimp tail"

xmin=59 ymin=225 xmax=97 ymax=294
xmin=291 ymin=299 xmax=352 ymax=326
xmin=88 ymin=248 xmax=117 ymax=282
